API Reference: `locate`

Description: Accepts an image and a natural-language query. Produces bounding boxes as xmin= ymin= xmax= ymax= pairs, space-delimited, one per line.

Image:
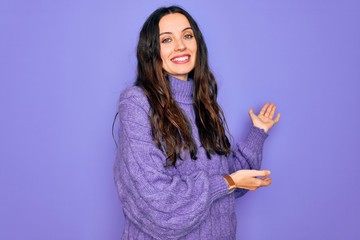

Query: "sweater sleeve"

xmin=113 ymin=88 xmax=229 ymax=239
xmin=229 ymin=126 xmax=269 ymax=198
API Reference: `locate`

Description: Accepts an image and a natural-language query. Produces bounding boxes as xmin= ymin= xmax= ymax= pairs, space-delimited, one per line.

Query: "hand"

xmin=230 ymin=169 xmax=272 ymax=191
xmin=249 ymin=103 xmax=280 ymax=133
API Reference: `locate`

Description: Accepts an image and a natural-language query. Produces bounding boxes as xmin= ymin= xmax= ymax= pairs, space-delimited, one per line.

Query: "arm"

xmin=230 ymin=126 xmax=268 ymax=198
xmin=230 ymin=103 xmax=280 ymax=198
xmin=233 ymin=125 xmax=268 ymax=171
xmin=114 ymin=89 xmax=229 ymax=239
xmin=233 ymin=102 xmax=280 ymax=171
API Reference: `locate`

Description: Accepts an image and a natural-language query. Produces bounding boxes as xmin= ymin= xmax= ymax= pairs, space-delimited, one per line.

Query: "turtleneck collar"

xmin=168 ymin=75 xmax=194 ymax=104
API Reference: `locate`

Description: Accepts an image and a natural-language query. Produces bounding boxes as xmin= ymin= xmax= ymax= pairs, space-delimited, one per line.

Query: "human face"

xmin=159 ymin=13 xmax=197 ymax=81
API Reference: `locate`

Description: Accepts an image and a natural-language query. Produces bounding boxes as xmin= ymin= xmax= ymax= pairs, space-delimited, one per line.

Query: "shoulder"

xmin=120 ymin=86 xmax=147 ymax=103
xmin=119 ymin=85 xmax=150 ymax=108
xmin=118 ymin=86 xmax=150 ymax=121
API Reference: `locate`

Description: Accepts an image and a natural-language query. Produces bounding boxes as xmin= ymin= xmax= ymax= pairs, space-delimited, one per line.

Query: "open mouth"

xmin=171 ymin=55 xmax=190 ymax=63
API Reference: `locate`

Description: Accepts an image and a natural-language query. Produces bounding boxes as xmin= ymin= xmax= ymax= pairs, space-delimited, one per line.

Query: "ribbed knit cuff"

xmin=243 ymin=126 xmax=269 ymax=153
xmin=234 ymin=188 xmax=248 ymax=199
xmin=209 ymin=175 xmax=230 ymax=203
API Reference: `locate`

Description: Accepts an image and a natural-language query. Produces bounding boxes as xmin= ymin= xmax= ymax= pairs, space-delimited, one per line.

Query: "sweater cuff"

xmin=243 ymin=126 xmax=269 ymax=153
xmin=209 ymin=175 xmax=229 ymax=203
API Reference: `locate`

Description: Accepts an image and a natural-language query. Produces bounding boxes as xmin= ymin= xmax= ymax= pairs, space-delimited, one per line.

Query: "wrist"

xmin=224 ymin=175 xmax=236 ymax=193
xmin=253 ymin=124 xmax=268 ymax=133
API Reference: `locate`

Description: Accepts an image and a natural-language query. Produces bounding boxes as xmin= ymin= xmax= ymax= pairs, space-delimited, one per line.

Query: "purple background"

xmin=1 ymin=0 xmax=359 ymax=239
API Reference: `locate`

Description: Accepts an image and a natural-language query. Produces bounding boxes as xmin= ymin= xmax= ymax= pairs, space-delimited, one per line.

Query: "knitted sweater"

xmin=114 ymin=75 xmax=268 ymax=240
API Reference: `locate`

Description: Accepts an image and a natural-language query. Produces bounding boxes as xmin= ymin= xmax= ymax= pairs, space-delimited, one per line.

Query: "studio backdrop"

xmin=1 ymin=0 xmax=359 ymax=239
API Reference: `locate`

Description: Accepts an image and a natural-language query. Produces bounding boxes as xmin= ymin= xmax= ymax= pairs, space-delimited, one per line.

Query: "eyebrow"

xmin=159 ymin=27 xmax=193 ymax=36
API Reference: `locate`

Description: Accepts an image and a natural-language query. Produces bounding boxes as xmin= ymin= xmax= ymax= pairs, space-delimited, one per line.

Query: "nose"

xmin=174 ymin=38 xmax=186 ymax=51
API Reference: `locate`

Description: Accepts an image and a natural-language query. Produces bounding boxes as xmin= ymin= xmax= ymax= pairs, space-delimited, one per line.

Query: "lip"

xmin=171 ymin=54 xmax=191 ymax=64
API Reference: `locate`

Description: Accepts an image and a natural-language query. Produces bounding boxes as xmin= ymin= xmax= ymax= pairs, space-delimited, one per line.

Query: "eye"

xmin=184 ymin=34 xmax=194 ymax=39
xmin=161 ymin=37 xmax=172 ymax=43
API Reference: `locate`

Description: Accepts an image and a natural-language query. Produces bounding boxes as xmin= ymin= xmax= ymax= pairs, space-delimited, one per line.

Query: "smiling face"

xmin=159 ymin=13 xmax=197 ymax=81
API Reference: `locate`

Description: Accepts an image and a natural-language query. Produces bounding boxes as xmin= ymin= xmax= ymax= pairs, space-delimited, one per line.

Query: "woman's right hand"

xmin=230 ymin=170 xmax=272 ymax=191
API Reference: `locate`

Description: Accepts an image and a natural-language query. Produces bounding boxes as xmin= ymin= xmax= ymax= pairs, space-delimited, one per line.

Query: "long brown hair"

xmin=135 ymin=6 xmax=231 ymax=167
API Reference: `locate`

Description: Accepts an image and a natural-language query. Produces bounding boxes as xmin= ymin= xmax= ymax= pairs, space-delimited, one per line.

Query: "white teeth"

xmin=172 ymin=56 xmax=189 ymax=62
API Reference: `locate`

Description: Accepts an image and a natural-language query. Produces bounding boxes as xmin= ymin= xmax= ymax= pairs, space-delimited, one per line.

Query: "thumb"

xmin=248 ymin=108 xmax=256 ymax=120
xmin=251 ymin=170 xmax=271 ymax=177
xmin=248 ymin=108 xmax=255 ymax=116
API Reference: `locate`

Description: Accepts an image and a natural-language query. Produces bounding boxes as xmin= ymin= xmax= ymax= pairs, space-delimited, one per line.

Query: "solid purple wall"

xmin=1 ymin=0 xmax=359 ymax=239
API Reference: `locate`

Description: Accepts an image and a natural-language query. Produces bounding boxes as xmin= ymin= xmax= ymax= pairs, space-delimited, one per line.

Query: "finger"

xmin=252 ymin=177 xmax=272 ymax=189
xmin=274 ymin=113 xmax=281 ymax=123
xmin=269 ymin=105 xmax=276 ymax=119
xmin=254 ymin=178 xmax=263 ymax=187
xmin=242 ymin=178 xmax=262 ymax=191
xmin=264 ymin=103 xmax=274 ymax=117
xmin=248 ymin=108 xmax=257 ymax=122
xmin=260 ymin=178 xmax=272 ymax=187
xmin=261 ymin=177 xmax=272 ymax=182
xmin=248 ymin=108 xmax=255 ymax=117
xmin=250 ymin=170 xmax=271 ymax=177
xmin=259 ymin=103 xmax=269 ymax=116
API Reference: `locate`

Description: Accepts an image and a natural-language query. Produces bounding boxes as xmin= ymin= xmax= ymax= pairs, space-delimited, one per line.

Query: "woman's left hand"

xmin=249 ymin=103 xmax=280 ymax=133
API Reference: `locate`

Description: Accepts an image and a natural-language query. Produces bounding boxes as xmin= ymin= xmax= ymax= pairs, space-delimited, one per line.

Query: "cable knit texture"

xmin=114 ymin=75 xmax=268 ymax=240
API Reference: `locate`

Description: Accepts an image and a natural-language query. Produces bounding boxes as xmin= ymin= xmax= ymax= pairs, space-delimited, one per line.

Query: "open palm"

xmin=249 ymin=103 xmax=280 ymax=133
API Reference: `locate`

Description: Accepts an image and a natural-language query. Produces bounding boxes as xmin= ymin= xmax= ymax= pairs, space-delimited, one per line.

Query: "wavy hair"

xmin=135 ymin=6 xmax=231 ymax=167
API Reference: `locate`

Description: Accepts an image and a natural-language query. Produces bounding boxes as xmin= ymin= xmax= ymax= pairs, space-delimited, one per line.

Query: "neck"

xmin=168 ymin=75 xmax=193 ymax=104
xmin=169 ymin=74 xmax=188 ymax=81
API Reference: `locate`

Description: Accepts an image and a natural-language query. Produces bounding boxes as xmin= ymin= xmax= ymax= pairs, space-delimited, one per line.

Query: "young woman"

xmin=114 ymin=6 xmax=280 ymax=240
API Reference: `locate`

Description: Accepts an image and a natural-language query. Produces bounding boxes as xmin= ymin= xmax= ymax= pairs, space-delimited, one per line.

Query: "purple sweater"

xmin=114 ymin=76 xmax=268 ymax=240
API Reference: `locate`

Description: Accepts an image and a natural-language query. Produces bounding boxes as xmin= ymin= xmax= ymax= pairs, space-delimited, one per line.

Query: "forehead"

xmin=159 ymin=13 xmax=191 ymax=32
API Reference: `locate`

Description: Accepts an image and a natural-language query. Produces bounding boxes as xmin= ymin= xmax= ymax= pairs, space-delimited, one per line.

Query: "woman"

xmin=114 ymin=5 xmax=280 ymax=240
